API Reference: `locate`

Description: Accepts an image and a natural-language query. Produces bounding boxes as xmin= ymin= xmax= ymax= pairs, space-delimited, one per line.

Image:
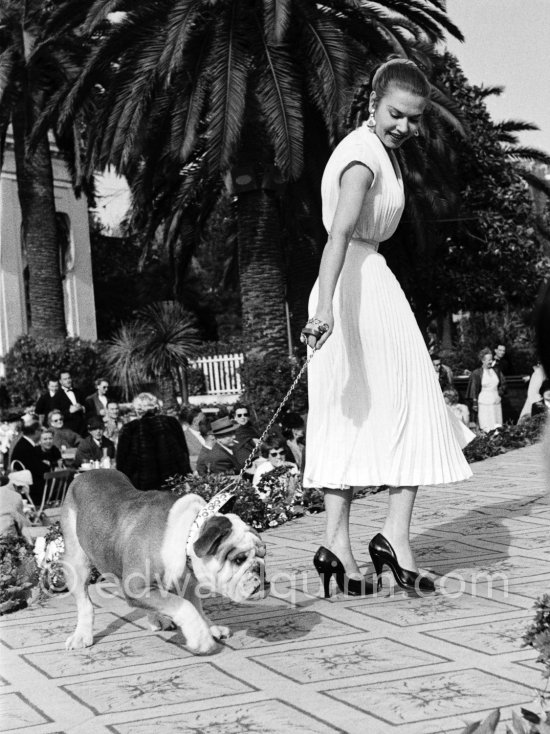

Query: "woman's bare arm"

xmin=304 ymin=163 xmax=374 ymax=350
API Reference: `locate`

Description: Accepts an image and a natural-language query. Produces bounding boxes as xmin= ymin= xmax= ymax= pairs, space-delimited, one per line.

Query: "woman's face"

xmin=41 ymin=432 xmax=54 ymax=450
xmin=370 ymin=84 xmax=426 ymax=149
xmin=481 ymin=353 xmax=493 ymax=368
xmin=268 ymin=447 xmax=286 ymax=467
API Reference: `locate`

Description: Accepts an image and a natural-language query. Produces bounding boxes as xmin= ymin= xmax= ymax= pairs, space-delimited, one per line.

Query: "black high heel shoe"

xmin=313 ymin=546 xmax=374 ymax=598
xmin=368 ymin=533 xmax=435 ymax=593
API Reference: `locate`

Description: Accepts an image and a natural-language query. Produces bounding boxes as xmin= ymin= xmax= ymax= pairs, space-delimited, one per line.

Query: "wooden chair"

xmin=36 ymin=470 xmax=74 ymax=519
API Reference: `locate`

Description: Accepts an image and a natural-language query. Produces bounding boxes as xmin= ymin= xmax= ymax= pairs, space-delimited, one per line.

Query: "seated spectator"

xmin=35 ymin=377 xmax=59 ymax=426
xmin=443 ymin=388 xmax=470 ymax=427
xmin=0 ymin=475 xmax=31 ymax=540
xmin=532 ymin=379 xmax=550 ymax=418
xmin=103 ymin=401 xmax=124 ymax=447
xmin=197 ymin=417 xmax=242 ymax=476
xmin=10 ymin=421 xmax=46 ymax=505
xmin=281 ymin=412 xmax=305 ymax=470
xmin=75 ymin=416 xmax=116 ymax=468
xmin=232 ymin=404 xmax=259 ymax=445
xmin=85 ymin=377 xmax=111 ymax=418
xmin=431 ymin=353 xmax=453 ymax=391
xmin=47 ymin=410 xmax=81 ymax=451
xmin=180 ymin=406 xmax=210 ymax=472
xmin=116 ymin=392 xmax=190 ymax=490
xmin=39 ymin=428 xmax=63 ymax=470
xmin=252 ymin=435 xmax=299 ymax=498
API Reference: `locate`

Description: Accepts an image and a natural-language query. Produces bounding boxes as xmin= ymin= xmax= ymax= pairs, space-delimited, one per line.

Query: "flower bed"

xmin=464 ymin=414 xmax=546 ymax=464
xmin=0 ymin=535 xmax=40 ymax=615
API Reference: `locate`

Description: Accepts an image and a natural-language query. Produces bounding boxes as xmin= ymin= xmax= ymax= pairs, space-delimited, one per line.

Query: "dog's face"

xmin=191 ymin=514 xmax=267 ymax=603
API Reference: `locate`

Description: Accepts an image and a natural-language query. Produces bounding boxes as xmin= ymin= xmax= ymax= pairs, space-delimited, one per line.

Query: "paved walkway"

xmin=1 ymin=444 xmax=549 ymax=734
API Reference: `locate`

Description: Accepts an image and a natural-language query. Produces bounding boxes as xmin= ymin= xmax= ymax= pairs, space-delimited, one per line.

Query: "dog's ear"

xmin=219 ymin=495 xmax=237 ymax=513
xmin=193 ymin=515 xmax=233 ymax=558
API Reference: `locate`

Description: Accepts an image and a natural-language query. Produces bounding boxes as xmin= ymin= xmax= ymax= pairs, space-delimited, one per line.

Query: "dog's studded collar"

xmin=185 ymin=490 xmax=235 ymax=570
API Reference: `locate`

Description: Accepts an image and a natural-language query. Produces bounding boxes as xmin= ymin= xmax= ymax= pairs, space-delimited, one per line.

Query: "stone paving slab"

xmin=0 ymin=442 xmax=548 ymax=733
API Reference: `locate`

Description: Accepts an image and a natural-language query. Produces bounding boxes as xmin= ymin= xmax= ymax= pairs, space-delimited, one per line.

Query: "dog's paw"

xmin=65 ymin=629 xmax=93 ymax=650
xmin=210 ymin=624 xmax=231 ymax=640
xmin=185 ymin=625 xmax=218 ymax=655
xmin=148 ymin=613 xmax=176 ymax=631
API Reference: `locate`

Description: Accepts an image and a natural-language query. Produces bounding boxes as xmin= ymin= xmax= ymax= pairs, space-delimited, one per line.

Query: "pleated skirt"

xmin=303 ymin=242 xmax=473 ymax=489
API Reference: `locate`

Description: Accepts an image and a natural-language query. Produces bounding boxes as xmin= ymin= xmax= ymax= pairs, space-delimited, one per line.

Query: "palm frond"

xmin=502 ymin=146 xmax=550 ymax=166
xmin=158 ymin=0 xmax=202 ymax=87
xmin=264 ymin=0 xmax=292 ymax=44
xmin=256 ymin=25 xmax=304 ymax=180
xmin=136 ymin=301 xmax=202 ymax=377
xmin=203 ymin=3 xmax=250 ymax=174
xmin=103 ymin=322 xmax=149 ymax=400
xmin=477 ymin=84 xmax=503 ymax=99
xmin=519 ymin=170 xmax=550 ymax=198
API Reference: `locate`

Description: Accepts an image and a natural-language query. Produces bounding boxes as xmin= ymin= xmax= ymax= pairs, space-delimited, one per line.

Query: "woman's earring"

xmin=414 ymin=130 xmax=420 ymax=137
xmin=367 ymin=110 xmax=376 ymax=128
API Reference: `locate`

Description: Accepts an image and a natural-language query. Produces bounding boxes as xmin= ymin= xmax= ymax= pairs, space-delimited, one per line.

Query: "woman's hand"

xmin=300 ymin=313 xmax=334 ymax=350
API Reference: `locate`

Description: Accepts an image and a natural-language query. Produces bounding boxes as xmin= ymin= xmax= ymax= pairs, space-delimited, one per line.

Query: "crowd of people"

xmin=0 ymin=369 xmax=307 ymax=536
xmin=429 ymin=343 xmax=549 ymax=433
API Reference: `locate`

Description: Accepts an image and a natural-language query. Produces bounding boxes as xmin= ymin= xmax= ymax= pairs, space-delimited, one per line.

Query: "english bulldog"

xmin=61 ymin=469 xmax=267 ymax=655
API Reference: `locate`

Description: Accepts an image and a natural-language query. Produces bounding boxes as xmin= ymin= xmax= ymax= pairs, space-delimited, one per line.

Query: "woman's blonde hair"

xmin=133 ymin=392 xmax=160 ymax=415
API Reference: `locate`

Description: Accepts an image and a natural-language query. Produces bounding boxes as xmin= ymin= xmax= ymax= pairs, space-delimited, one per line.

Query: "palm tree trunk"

xmin=12 ymin=101 xmax=66 ymax=340
xmin=236 ymin=189 xmax=288 ymax=356
xmin=158 ymin=372 xmax=179 ymax=415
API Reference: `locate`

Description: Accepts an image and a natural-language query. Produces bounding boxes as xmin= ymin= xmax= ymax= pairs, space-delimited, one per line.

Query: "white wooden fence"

xmin=188 ymin=352 xmax=244 ymax=395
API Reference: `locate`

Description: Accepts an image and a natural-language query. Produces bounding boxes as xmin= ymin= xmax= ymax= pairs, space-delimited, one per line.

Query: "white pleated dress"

xmin=303 ymin=123 xmax=473 ymax=489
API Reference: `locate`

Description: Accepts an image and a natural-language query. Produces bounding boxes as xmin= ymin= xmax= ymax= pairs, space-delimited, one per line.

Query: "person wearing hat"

xmin=196 ymin=416 xmax=243 ymax=476
xmin=74 ymin=416 xmax=116 ymax=469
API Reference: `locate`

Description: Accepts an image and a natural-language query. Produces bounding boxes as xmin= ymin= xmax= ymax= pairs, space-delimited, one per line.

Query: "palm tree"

xmin=0 ymin=0 xmax=85 ymax=339
xmin=104 ymin=301 xmax=201 ymax=412
xmin=44 ymin=0 xmax=463 ymax=354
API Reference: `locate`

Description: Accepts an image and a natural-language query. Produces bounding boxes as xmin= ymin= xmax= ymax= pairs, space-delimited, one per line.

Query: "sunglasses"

xmin=235 ymin=412 xmax=249 ymax=418
xmin=269 ymin=450 xmax=285 ymax=457
xmin=50 ymin=419 xmax=63 ymax=424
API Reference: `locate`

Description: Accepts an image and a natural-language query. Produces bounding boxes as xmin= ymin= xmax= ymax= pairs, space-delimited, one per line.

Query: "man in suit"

xmin=74 ymin=416 xmax=116 ymax=468
xmin=10 ymin=421 xmax=46 ymax=505
xmin=85 ymin=377 xmax=111 ymax=418
xmin=35 ymin=377 xmax=60 ymax=425
xmin=52 ymin=370 xmax=86 ymax=436
xmin=197 ymin=417 xmax=242 ymax=476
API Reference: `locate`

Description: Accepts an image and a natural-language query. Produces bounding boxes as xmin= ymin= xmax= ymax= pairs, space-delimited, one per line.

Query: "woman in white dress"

xmin=467 ymin=347 xmax=504 ymax=432
xmin=300 ymin=59 xmax=473 ymax=598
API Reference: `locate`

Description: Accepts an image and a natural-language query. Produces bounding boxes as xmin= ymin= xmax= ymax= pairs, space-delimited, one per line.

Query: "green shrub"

xmin=239 ymin=351 xmax=308 ymax=428
xmin=524 ymin=595 xmax=550 ymax=680
xmin=464 ymin=415 xmax=546 ymax=463
xmin=4 ymin=335 xmax=108 ymax=409
xmin=0 ymin=535 xmax=40 ymax=615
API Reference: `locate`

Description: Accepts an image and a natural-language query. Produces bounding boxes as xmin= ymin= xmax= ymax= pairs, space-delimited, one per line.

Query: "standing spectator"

xmin=531 ymin=380 xmax=550 ymax=418
xmin=466 ymin=347 xmax=505 ymax=432
xmin=103 ymin=401 xmax=124 ymax=447
xmin=430 ymin=353 xmax=453 ymax=391
xmin=35 ymin=377 xmax=60 ymax=425
xmin=116 ymin=393 xmax=191 ymax=490
xmin=52 ymin=370 xmax=86 ymax=435
xmin=85 ymin=378 xmax=111 ymax=418
xmin=47 ymin=410 xmax=81 ymax=451
xmin=492 ymin=344 xmax=515 ymax=422
xmin=39 ymin=428 xmax=63 ymax=470
xmin=75 ymin=416 xmax=116 ymax=468
xmin=196 ymin=417 xmax=242 ymax=476
xmin=492 ymin=344 xmax=512 ymax=375
xmin=180 ymin=406 xmax=210 ymax=472
xmin=10 ymin=421 xmax=46 ymax=505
